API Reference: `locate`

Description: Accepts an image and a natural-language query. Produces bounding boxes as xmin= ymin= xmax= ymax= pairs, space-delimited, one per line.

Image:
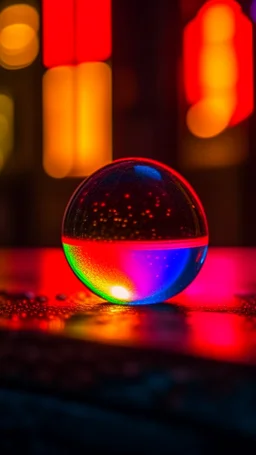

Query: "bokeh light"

xmin=200 ymin=44 xmax=238 ymax=90
xmin=0 ymin=94 xmax=13 ymax=172
xmin=43 ymin=62 xmax=112 ymax=178
xmin=0 ymin=4 xmax=39 ymax=69
xmin=74 ymin=62 xmax=112 ymax=176
xmin=43 ymin=0 xmax=111 ymax=68
xmin=202 ymin=3 xmax=235 ymax=43
xmin=183 ymin=0 xmax=253 ymax=139
xmin=186 ymin=95 xmax=236 ymax=138
xmin=43 ymin=66 xmax=74 ymax=178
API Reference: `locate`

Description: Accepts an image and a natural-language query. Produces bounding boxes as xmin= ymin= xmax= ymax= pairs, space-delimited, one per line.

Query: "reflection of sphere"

xmin=62 ymin=158 xmax=208 ymax=304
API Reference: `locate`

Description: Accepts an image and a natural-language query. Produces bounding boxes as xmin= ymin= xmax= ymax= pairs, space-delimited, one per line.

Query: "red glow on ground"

xmin=189 ymin=312 xmax=246 ymax=361
xmin=178 ymin=252 xmax=239 ymax=309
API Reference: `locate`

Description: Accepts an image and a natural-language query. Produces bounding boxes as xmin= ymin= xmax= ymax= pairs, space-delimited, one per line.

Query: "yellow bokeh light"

xmin=1 ymin=24 xmax=35 ymax=51
xmin=0 ymin=4 xmax=39 ymax=69
xmin=186 ymin=95 xmax=236 ymax=138
xmin=111 ymin=285 xmax=131 ymax=300
xmin=43 ymin=63 xmax=112 ymax=178
xmin=202 ymin=4 xmax=235 ymax=43
xmin=200 ymin=44 xmax=237 ymax=91
xmin=0 ymin=5 xmax=39 ymax=31
xmin=0 ymin=93 xmax=13 ymax=172
xmin=75 ymin=62 xmax=112 ymax=176
xmin=0 ymin=153 xmax=3 ymax=171
xmin=0 ymin=32 xmax=38 ymax=69
xmin=43 ymin=66 xmax=74 ymax=178
xmin=0 ymin=114 xmax=9 ymax=141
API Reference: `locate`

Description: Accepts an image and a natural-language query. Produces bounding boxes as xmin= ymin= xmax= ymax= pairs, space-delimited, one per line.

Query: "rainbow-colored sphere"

xmin=62 ymin=158 xmax=208 ymax=304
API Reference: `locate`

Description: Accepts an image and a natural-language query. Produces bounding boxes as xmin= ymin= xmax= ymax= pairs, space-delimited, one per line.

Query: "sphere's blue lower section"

xmin=133 ymin=244 xmax=208 ymax=304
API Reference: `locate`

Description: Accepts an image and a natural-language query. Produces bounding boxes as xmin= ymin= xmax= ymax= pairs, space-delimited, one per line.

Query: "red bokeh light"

xmin=183 ymin=0 xmax=253 ymax=131
xmin=43 ymin=0 xmax=111 ymax=68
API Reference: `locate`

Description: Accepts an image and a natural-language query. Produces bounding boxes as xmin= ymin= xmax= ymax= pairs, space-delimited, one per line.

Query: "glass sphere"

xmin=62 ymin=158 xmax=208 ymax=304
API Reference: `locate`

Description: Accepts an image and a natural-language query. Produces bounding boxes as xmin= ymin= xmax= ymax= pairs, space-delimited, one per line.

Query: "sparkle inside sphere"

xmin=62 ymin=158 xmax=208 ymax=304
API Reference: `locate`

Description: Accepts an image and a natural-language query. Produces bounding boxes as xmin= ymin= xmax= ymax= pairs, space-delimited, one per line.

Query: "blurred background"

xmin=0 ymin=0 xmax=255 ymax=247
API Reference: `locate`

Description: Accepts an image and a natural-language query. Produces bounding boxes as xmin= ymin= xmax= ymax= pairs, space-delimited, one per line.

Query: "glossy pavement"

xmin=0 ymin=248 xmax=256 ymax=365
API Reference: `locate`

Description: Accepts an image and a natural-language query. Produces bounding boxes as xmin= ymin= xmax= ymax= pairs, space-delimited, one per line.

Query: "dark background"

xmin=0 ymin=0 xmax=254 ymax=247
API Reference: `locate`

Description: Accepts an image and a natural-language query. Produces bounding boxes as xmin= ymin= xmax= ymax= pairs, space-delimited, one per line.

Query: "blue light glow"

xmin=134 ymin=165 xmax=162 ymax=181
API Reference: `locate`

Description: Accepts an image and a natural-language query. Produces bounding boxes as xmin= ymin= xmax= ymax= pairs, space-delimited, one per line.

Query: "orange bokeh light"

xmin=186 ymin=94 xmax=236 ymax=138
xmin=0 ymin=93 xmax=13 ymax=171
xmin=200 ymin=43 xmax=238 ymax=91
xmin=202 ymin=3 xmax=235 ymax=43
xmin=43 ymin=62 xmax=112 ymax=178
xmin=0 ymin=4 xmax=39 ymax=69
